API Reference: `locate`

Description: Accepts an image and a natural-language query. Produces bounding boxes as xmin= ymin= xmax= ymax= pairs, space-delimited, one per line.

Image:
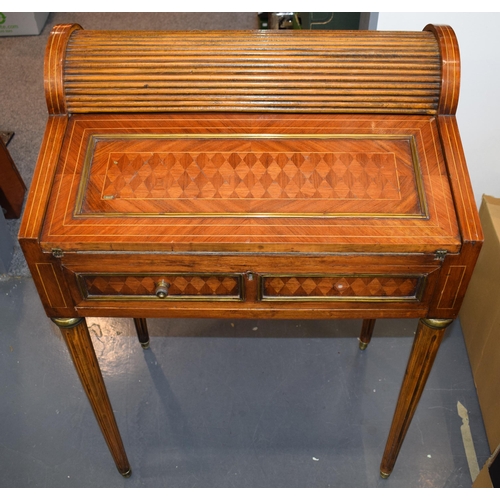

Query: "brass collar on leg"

xmin=421 ymin=318 xmax=453 ymax=329
xmin=120 ymin=468 xmax=132 ymax=478
xmin=51 ymin=317 xmax=85 ymax=328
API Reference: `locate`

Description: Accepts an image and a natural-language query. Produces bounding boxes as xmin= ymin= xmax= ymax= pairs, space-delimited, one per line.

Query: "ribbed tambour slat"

xmin=62 ymin=29 xmax=441 ymax=114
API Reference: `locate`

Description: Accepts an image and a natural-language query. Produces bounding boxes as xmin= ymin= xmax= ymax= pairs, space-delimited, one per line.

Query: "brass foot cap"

xmin=358 ymin=340 xmax=368 ymax=350
xmin=140 ymin=341 xmax=150 ymax=350
xmin=380 ymin=470 xmax=390 ymax=479
xmin=120 ymin=468 xmax=132 ymax=478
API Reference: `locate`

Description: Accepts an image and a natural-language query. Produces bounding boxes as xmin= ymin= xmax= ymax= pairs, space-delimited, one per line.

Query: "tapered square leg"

xmin=52 ymin=317 xmax=131 ymax=477
xmin=359 ymin=319 xmax=376 ymax=350
xmin=133 ymin=317 xmax=150 ymax=349
xmin=380 ymin=318 xmax=453 ymax=478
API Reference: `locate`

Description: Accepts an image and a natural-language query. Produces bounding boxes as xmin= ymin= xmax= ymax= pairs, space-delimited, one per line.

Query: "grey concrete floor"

xmin=0 ymin=277 xmax=490 ymax=487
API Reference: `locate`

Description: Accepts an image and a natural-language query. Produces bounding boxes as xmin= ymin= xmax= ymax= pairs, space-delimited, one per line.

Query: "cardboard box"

xmin=460 ymin=195 xmax=500 ymax=453
xmin=0 ymin=12 xmax=49 ymax=36
xmin=460 ymin=195 xmax=500 ymax=486
xmin=473 ymin=444 xmax=500 ymax=488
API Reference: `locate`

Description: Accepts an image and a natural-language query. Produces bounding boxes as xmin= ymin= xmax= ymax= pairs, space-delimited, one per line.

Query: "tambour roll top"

xmin=44 ymin=24 xmax=460 ymax=116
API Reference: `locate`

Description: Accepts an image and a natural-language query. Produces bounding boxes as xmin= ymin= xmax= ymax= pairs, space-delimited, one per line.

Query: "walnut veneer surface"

xmin=19 ymin=24 xmax=482 ymax=479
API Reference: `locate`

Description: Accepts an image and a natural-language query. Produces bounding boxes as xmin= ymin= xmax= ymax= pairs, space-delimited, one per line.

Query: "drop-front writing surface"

xmin=42 ymin=113 xmax=460 ymax=253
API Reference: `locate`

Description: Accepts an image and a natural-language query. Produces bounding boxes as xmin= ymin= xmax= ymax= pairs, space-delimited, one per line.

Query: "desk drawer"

xmin=260 ymin=274 xmax=426 ymax=302
xmin=77 ymin=273 xmax=243 ymax=301
xmin=60 ymin=253 xmax=442 ymax=318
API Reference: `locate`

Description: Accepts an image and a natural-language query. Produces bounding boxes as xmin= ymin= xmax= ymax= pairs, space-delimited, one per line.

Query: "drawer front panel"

xmin=260 ymin=274 xmax=426 ymax=302
xmin=78 ymin=273 xmax=243 ymax=301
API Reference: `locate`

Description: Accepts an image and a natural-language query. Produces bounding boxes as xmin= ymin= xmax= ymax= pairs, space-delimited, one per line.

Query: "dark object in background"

xmin=258 ymin=12 xmax=361 ymax=30
xmin=0 ymin=134 xmax=26 ymax=219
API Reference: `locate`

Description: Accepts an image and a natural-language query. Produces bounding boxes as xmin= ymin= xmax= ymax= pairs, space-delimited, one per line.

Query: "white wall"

xmin=377 ymin=13 xmax=500 ymax=208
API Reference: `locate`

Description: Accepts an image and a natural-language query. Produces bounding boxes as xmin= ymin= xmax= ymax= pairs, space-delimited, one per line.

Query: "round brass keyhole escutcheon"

xmin=155 ymin=279 xmax=170 ymax=299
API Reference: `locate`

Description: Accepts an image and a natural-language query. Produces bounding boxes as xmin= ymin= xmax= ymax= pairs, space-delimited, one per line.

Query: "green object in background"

xmin=298 ymin=13 xmax=361 ymax=30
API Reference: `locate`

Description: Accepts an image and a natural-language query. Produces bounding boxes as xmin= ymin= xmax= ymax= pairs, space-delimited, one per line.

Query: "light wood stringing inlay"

xmin=35 ymin=263 xmax=68 ymax=308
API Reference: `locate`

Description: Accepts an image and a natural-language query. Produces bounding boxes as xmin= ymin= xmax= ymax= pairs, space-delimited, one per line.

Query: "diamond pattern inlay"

xmin=83 ymin=274 xmax=240 ymax=298
xmin=263 ymin=276 xmax=421 ymax=299
xmin=102 ymin=151 xmax=400 ymax=201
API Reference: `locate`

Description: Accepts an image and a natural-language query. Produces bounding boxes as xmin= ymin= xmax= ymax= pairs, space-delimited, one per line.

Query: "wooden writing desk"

xmin=19 ymin=24 xmax=483 ymax=479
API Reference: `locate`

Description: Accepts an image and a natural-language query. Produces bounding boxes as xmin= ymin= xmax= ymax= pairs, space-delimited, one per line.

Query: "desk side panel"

xmin=19 ymin=116 xmax=68 ymax=240
xmin=428 ymin=116 xmax=483 ymax=318
xmin=18 ymin=115 xmax=77 ymax=317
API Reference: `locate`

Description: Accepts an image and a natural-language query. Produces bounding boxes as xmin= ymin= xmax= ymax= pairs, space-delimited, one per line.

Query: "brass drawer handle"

xmin=155 ymin=279 xmax=170 ymax=299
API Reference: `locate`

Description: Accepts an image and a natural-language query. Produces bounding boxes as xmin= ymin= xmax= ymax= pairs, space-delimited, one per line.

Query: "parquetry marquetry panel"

xmin=101 ymin=151 xmax=401 ymax=201
xmin=261 ymin=275 xmax=424 ymax=301
xmin=78 ymin=135 xmax=423 ymax=218
xmin=79 ymin=274 xmax=242 ymax=300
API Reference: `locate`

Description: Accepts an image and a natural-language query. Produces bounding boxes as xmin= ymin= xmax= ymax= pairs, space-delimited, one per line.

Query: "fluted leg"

xmin=133 ymin=318 xmax=150 ymax=349
xmin=359 ymin=319 xmax=376 ymax=350
xmin=52 ymin=317 xmax=131 ymax=477
xmin=380 ymin=318 xmax=453 ymax=478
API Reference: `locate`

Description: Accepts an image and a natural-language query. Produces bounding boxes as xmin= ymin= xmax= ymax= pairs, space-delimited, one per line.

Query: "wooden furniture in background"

xmin=0 ymin=136 xmax=26 ymax=219
xmin=19 ymin=24 xmax=482 ymax=479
